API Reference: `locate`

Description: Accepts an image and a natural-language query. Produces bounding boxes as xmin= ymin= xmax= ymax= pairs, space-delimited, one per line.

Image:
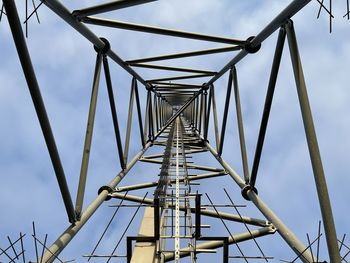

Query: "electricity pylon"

xmin=1 ymin=0 xmax=346 ymax=262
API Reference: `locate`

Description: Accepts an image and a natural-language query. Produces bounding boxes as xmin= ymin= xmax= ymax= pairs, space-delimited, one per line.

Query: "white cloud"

xmin=1 ymin=0 xmax=349 ymax=261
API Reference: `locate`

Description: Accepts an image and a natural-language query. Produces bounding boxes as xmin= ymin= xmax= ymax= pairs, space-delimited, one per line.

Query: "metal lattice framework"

xmin=1 ymin=0 xmax=346 ymax=262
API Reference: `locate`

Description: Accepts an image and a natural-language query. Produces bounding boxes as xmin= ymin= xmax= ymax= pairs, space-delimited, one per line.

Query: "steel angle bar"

xmin=133 ymin=79 xmax=146 ymax=147
xmin=75 ymin=52 xmax=103 ymax=219
xmin=43 ymin=0 xmax=149 ymax=87
xmin=73 ymin=0 xmax=157 ymax=18
xmin=130 ymin=63 xmax=217 ymax=75
xmin=206 ymin=0 xmax=312 ymax=86
xmin=204 ymin=86 xmax=212 ymax=140
xmin=204 ymin=140 xmax=314 ymax=262
xmin=82 ymin=16 xmax=246 ymax=45
xmin=232 ymin=67 xmax=250 ymax=184
xmin=218 ymin=69 xmax=233 ymax=156
xmin=210 ymin=85 xmax=220 ymax=150
xmin=103 ymin=56 xmax=126 ymax=169
xmin=143 ymin=90 xmax=150 ymax=140
xmin=127 ymin=46 xmax=241 ymax=64
xmin=124 ymin=78 xmax=136 ymax=164
xmin=40 ymin=141 xmax=152 ymax=263
xmin=110 ymin=193 xmax=268 ymax=227
xmin=154 ymin=93 xmax=159 ymax=131
xmin=3 ymin=0 xmax=76 ymax=223
xmin=286 ymin=20 xmax=340 ymax=262
xmin=147 ymin=73 xmax=213 ymax=83
xmin=250 ymin=27 xmax=286 ymax=187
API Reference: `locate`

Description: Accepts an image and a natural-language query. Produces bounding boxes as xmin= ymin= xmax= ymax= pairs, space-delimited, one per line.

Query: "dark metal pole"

xmin=285 ymin=20 xmax=341 ymax=262
xmin=3 ymin=0 xmax=76 ymax=223
xmin=75 ymin=52 xmax=103 ymax=218
xmin=250 ymin=27 xmax=286 ymax=187
xmin=198 ymin=93 xmax=203 ymax=134
xmin=194 ymin=96 xmax=199 ymax=130
xmin=148 ymin=90 xmax=154 ymax=141
xmin=218 ymin=69 xmax=233 ymax=156
xmin=134 ymin=80 xmax=146 ymax=147
xmin=103 ymin=56 xmax=126 ymax=169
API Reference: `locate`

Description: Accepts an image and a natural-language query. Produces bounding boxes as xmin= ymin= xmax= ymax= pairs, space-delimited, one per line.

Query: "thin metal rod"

xmin=39 ymin=234 xmax=48 ymax=263
xmin=224 ymin=188 xmax=268 ymax=262
xmin=206 ymin=0 xmax=311 ymax=86
xmin=286 ymin=20 xmax=340 ymax=262
xmin=7 ymin=236 xmax=19 ymax=260
xmin=43 ymin=0 xmax=149 ymax=87
xmin=124 ymin=78 xmax=136 ymax=164
xmin=163 ymin=227 xmax=275 ymax=261
xmin=107 ymin=192 xmax=148 ymax=263
xmin=143 ymin=90 xmax=150 ymax=140
xmin=218 ymin=69 xmax=233 ymax=156
xmin=75 ymin=52 xmax=103 ymax=218
xmin=130 ymin=63 xmax=216 ymax=75
xmin=32 ymin=222 xmax=39 ymax=262
xmin=204 ymin=140 xmax=314 ymax=262
xmin=40 ymin=141 xmax=152 ymax=263
xmin=3 ymin=0 xmax=76 ymax=223
xmin=0 ymin=246 xmax=16 ymax=263
xmin=232 ymin=67 xmax=250 ymax=184
xmin=23 ymin=0 xmax=44 ymax=24
xmin=73 ymin=0 xmax=156 ymax=17
xmin=25 ymin=0 xmax=28 ymax=37
xmin=82 ymin=16 xmax=245 ymax=45
xmin=134 ymin=80 xmax=146 ymax=147
xmin=88 ymin=191 xmax=128 ymax=261
xmin=32 ymin=234 xmax=65 ymax=263
xmin=103 ymin=56 xmax=125 ymax=169
xmin=20 ymin=233 xmax=25 ymax=263
xmin=206 ymin=193 xmax=248 ymax=261
xmin=250 ymin=27 xmax=286 ymax=187
xmin=127 ymin=46 xmax=241 ymax=64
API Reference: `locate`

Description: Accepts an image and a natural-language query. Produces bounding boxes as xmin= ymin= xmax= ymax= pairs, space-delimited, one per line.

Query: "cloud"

xmin=1 ymin=0 xmax=349 ymax=261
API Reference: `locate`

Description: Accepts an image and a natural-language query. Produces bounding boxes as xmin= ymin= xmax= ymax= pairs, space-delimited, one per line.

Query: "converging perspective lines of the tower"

xmin=0 ymin=0 xmax=349 ymax=262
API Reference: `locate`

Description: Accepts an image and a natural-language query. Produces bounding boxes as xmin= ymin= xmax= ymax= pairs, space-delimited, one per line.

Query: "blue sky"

xmin=1 ymin=0 xmax=349 ymax=262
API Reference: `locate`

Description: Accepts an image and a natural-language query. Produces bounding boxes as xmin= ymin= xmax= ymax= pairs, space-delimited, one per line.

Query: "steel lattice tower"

xmin=1 ymin=0 xmax=347 ymax=262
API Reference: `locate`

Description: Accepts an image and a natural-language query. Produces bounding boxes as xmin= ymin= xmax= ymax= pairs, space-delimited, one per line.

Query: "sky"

xmin=0 ymin=0 xmax=350 ymax=262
